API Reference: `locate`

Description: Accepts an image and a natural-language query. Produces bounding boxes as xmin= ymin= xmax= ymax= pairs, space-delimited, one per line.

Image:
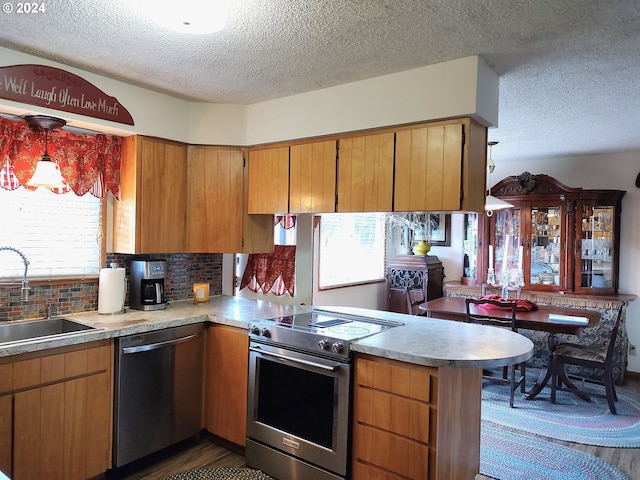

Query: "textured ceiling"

xmin=1 ymin=0 xmax=639 ymax=163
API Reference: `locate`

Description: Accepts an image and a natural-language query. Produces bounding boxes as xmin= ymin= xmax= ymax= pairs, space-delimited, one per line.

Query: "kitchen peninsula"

xmin=0 ymin=296 xmax=532 ymax=480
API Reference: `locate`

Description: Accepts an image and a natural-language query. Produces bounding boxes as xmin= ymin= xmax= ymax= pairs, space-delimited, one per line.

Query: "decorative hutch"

xmin=462 ymin=172 xmax=625 ymax=295
xmin=387 ymin=255 xmax=444 ymax=314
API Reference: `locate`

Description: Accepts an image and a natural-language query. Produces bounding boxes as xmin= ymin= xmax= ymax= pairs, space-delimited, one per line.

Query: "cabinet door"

xmin=290 ymin=140 xmax=337 ymax=213
xmin=489 ymin=204 xmax=525 ymax=287
xmin=527 ymin=202 xmax=565 ymax=291
xmin=394 ymin=123 xmax=464 ymax=211
xmin=0 ymin=394 xmax=12 ymax=476
xmin=337 ymin=133 xmax=394 ymax=212
xmin=187 ymin=146 xmax=244 ymax=252
xmin=114 ymin=136 xmax=188 ymax=254
xmin=204 ymin=325 xmax=248 ymax=446
xmin=14 ymin=384 xmax=65 ymax=479
xmin=574 ymin=197 xmax=623 ymax=294
xmin=247 ymin=147 xmax=289 ymax=214
xmin=139 ymin=137 xmax=187 ymax=253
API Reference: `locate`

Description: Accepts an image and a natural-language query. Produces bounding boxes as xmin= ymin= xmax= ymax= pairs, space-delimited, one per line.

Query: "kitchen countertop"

xmin=0 ymin=296 xmax=533 ymax=368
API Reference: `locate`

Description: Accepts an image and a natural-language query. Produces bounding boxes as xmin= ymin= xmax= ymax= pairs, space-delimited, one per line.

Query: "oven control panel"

xmin=248 ymin=322 xmax=351 ymax=360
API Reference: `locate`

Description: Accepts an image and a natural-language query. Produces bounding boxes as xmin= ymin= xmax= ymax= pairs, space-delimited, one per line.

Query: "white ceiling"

xmin=1 ymin=0 xmax=639 ymax=163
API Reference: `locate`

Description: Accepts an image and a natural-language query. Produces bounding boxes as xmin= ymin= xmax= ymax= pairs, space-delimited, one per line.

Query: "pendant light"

xmin=24 ymin=115 xmax=67 ymax=190
xmin=485 ymin=140 xmax=513 ymax=216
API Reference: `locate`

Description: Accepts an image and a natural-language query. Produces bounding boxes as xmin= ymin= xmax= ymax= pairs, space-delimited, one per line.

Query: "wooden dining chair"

xmin=404 ymin=287 xmax=426 ymax=315
xmin=465 ymin=297 xmax=526 ymax=407
xmin=550 ymin=306 xmax=623 ymax=414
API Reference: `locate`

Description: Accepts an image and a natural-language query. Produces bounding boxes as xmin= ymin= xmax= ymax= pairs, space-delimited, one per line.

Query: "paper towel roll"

xmin=98 ymin=267 xmax=126 ymax=314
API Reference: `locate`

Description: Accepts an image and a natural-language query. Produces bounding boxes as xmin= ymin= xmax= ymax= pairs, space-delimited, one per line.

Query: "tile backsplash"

xmin=0 ymin=253 xmax=223 ymax=322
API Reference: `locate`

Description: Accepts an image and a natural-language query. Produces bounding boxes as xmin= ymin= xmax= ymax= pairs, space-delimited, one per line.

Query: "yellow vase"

xmin=412 ymin=240 xmax=431 ymax=256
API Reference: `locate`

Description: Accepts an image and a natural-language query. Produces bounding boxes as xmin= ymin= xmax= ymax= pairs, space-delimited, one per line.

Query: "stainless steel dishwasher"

xmin=113 ymin=324 xmax=204 ymax=468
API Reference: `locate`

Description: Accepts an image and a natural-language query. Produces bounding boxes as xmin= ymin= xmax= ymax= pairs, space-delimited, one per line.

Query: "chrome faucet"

xmin=0 ymin=246 xmax=30 ymax=301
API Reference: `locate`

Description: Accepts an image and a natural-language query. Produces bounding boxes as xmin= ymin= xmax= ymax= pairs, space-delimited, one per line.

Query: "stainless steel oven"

xmin=245 ymin=309 xmax=402 ymax=480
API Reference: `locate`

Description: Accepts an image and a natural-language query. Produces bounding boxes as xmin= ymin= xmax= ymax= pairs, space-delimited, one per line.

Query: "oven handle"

xmin=249 ymin=346 xmax=342 ymax=372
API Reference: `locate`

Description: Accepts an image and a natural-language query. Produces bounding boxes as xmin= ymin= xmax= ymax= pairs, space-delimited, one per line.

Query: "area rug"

xmin=165 ymin=466 xmax=274 ymax=480
xmin=480 ymin=423 xmax=628 ymax=480
xmin=164 ymin=432 xmax=627 ymax=480
xmin=481 ymin=370 xmax=640 ymax=447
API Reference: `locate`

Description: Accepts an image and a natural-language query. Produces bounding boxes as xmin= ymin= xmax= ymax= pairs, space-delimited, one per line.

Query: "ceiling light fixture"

xmin=485 ymin=140 xmax=513 ymax=217
xmin=131 ymin=0 xmax=230 ymax=34
xmin=24 ymin=115 xmax=67 ymax=190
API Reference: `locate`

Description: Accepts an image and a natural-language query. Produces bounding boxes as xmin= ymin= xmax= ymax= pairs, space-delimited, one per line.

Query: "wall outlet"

xmin=630 ymin=344 xmax=638 ymax=356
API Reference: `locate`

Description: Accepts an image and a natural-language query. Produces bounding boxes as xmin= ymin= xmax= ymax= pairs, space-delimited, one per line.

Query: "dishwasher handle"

xmin=122 ymin=332 xmax=200 ymax=354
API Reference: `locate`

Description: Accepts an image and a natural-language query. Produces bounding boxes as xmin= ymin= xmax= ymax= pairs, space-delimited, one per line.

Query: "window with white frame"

xmin=318 ymin=212 xmax=386 ymax=289
xmin=0 ymin=187 xmax=101 ymax=279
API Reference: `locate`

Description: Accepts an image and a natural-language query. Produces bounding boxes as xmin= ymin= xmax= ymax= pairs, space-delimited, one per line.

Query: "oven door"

xmin=247 ymin=341 xmax=351 ymax=477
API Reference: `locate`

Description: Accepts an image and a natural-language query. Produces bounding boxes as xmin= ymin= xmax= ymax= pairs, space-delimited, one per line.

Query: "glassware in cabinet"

xmin=578 ymin=204 xmax=616 ymax=290
xmin=461 ymin=213 xmax=479 ymax=284
xmin=529 ymin=205 xmax=562 ymax=287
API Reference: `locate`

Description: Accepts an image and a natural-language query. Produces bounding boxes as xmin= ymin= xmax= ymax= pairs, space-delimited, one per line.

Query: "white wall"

xmin=245 ymin=56 xmax=498 ymax=145
xmin=0 ymin=48 xmax=498 ymax=144
xmin=493 ymin=151 xmax=640 ymax=373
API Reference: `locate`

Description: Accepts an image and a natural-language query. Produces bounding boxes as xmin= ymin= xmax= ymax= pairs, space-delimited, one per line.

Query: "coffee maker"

xmin=130 ymin=259 xmax=167 ymax=311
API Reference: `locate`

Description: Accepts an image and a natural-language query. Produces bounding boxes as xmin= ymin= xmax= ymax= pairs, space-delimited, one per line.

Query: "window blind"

xmin=0 ymin=187 xmax=101 ymax=279
xmin=318 ymin=213 xmax=386 ymax=288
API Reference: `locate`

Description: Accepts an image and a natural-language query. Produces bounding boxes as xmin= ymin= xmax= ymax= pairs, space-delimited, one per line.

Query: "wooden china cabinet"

xmin=463 ymin=173 xmax=625 ymax=295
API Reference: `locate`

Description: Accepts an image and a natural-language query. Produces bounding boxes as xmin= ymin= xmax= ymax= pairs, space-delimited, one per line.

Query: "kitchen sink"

xmin=0 ymin=317 xmax=100 ymax=345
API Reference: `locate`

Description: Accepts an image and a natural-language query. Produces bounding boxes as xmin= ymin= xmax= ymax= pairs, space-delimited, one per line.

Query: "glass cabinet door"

xmin=491 ymin=207 xmax=522 ymax=285
xmin=462 ymin=213 xmax=479 ymax=284
xmin=529 ymin=204 xmax=563 ymax=288
xmin=578 ymin=204 xmax=616 ymax=291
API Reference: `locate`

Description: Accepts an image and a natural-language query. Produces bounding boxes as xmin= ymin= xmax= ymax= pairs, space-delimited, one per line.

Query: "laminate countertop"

xmin=0 ymin=296 xmax=533 ymax=369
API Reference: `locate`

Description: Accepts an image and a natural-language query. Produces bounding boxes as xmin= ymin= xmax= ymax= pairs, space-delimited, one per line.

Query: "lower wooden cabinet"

xmin=204 ymin=324 xmax=248 ymax=446
xmin=0 ymin=340 xmax=112 ymax=480
xmin=352 ymin=354 xmax=482 ymax=480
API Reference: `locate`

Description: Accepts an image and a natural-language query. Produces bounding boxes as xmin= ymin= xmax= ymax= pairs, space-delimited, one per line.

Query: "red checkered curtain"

xmin=240 ymin=245 xmax=296 ymax=296
xmin=0 ymin=116 xmax=121 ymax=198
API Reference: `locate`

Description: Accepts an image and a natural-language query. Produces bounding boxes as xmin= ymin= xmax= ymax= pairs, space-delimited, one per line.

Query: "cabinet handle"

xmin=249 ymin=346 xmax=342 ymax=371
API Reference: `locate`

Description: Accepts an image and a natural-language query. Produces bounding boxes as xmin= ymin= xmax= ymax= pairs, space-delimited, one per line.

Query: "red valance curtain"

xmin=240 ymin=245 xmax=296 ymax=296
xmin=0 ymin=116 xmax=121 ymax=198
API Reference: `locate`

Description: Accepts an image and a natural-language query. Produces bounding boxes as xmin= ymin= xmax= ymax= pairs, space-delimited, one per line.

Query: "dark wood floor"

xmin=105 ymin=376 xmax=640 ymax=480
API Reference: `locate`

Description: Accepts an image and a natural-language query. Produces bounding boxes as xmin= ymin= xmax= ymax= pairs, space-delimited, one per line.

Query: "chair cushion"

xmin=553 ymin=343 xmax=607 ymax=362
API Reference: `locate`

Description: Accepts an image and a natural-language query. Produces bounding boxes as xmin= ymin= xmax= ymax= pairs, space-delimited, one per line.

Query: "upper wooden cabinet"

xmin=187 ymin=146 xmax=243 ymax=253
xmin=114 ymin=138 xmax=273 ymax=255
xmin=114 ymin=135 xmax=187 ymax=254
xmin=247 ymin=146 xmax=289 ymax=214
xmin=290 ymin=140 xmax=337 ymax=213
xmin=337 ymin=133 xmax=394 ymax=212
xmin=394 ymin=118 xmax=486 ymax=212
xmin=246 ymin=117 xmax=487 ymax=215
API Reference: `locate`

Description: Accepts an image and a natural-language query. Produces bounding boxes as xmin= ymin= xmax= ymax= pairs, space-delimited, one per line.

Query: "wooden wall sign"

xmin=0 ymin=64 xmax=134 ymax=125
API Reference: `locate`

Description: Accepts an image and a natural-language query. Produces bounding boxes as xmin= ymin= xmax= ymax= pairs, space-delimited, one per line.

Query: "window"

xmin=318 ymin=213 xmax=386 ymax=289
xmin=0 ymin=187 xmax=101 ymax=279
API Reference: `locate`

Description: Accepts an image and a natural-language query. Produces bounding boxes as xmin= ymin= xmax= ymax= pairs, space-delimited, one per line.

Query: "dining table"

xmin=420 ymin=296 xmax=602 ymax=400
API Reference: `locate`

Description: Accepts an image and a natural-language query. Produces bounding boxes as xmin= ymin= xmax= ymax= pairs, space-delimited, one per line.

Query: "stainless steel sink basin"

xmin=0 ymin=317 xmax=100 ymax=345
